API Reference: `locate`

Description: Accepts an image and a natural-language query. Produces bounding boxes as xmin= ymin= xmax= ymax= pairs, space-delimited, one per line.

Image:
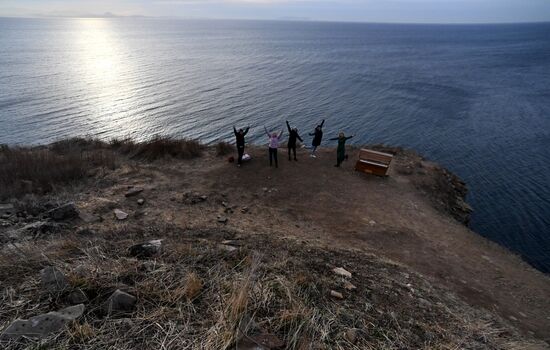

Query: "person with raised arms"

xmin=308 ymin=119 xmax=325 ymax=158
xmin=286 ymin=120 xmax=303 ymax=161
xmin=330 ymin=132 xmax=354 ymax=167
xmin=264 ymin=126 xmax=284 ymax=168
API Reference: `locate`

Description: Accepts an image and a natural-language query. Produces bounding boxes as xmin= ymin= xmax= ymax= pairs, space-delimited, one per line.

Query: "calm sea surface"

xmin=1 ymin=18 xmax=549 ymax=272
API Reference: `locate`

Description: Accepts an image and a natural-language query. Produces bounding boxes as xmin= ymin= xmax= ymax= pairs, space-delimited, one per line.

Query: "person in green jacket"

xmin=330 ymin=132 xmax=354 ymax=167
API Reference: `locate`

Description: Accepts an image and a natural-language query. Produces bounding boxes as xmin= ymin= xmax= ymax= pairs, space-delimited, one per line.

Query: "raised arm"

xmin=278 ymin=129 xmax=284 ymax=139
xmin=286 ymin=120 xmax=291 ymax=133
xmin=243 ymin=127 xmax=250 ymax=136
xmin=320 ymin=119 xmax=325 ymax=128
xmin=233 ymin=126 xmax=237 ymax=136
xmin=345 ymin=135 xmax=354 ymax=141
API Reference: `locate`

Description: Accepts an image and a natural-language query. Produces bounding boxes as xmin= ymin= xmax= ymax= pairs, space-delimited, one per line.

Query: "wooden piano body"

xmin=355 ymin=149 xmax=394 ymax=176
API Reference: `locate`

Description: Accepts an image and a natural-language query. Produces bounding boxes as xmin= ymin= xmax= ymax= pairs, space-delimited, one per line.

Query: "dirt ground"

xmin=95 ymin=145 xmax=549 ymax=340
xmin=2 ymin=143 xmax=549 ymax=348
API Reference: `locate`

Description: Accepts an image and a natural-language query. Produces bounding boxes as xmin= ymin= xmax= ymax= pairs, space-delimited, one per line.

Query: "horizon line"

xmin=1 ymin=14 xmax=549 ymax=26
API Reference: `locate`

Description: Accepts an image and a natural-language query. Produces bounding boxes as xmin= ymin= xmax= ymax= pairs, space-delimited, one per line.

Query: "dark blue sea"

xmin=0 ymin=18 xmax=549 ymax=272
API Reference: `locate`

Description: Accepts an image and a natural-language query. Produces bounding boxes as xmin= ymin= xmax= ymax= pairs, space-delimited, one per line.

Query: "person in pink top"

xmin=264 ymin=126 xmax=284 ymax=168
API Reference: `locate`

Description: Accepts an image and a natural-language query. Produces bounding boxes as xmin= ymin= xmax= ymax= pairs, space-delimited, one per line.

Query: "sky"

xmin=1 ymin=0 xmax=550 ymax=24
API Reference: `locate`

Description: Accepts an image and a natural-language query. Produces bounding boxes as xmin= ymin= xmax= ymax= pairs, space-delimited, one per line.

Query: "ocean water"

xmin=0 ymin=18 xmax=549 ymax=272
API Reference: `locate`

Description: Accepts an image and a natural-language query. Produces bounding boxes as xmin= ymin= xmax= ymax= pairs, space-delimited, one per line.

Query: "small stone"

xmin=137 ymin=199 xmax=145 ymax=205
xmin=344 ymin=329 xmax=358 ymax=344
xmin=41 ymin=266 xmax=69 ymax=293
xmin=220 ymin=244 xmax=238 ymax=252
xmin=218 ymin=216 xmax=228 ymax=224
xmin=509 ymin=316 xmax=518 ymax=321
xmin=330 ymin=290 xmax=344 ymax=299
xmin=0 ymin=203 xmax=15 ymax=216
xmin=114 ymin=209 xmax=128 ymax=220
xmin=124 ymin=188 xmax=143 ymax=197
xmin=79 ymin=211 xmax=101 ymax=223
xmin=48 ymin=202 xmax=79 ymax=221
xmin=102 ymin=290 xmax=137 ymax=315
xmin=67 ymin=288 xmax=89 ymax=305
xmin=129 ymin=240 xmax=162 ymax=258
xmin=241 ymin=207 xmax=249 ymax=213
xmin=262 ymin=187 xmax=268 ymax=192
xmin=200 ymin=195 xmax=208 ymax=201
xmin=0 ymin=304 xmax=85 ymax=340
xmin=344 ymin=282 xmax=357 ymax=290
xmin=332 ymin=267 xmax=352 ymax=278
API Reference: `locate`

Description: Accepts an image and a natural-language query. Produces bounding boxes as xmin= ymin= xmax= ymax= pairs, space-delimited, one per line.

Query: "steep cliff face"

xmin=370 ymin=145 xmax=472 ymax=225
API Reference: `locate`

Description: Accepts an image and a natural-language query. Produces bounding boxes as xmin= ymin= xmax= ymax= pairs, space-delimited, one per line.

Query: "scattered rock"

xmin=241 ymin=207 xmax=249 ymax=214
xmin=67 ymin=288 xmax=89 ymax=305
xmin=129 ymin=240 xmax=162 ymax=258
xmin=332 ymin=267 xmax=352 ymax=278
xmin=79 ymin=211 xmax=102 ymax=223
xmin=7 ymin=221 xmax=61 ymax=239
xmin=344 ymin=282 xmax=357 ymax=291
xmin=218 ymin=216 xmax=228 ymax=224
xmin=222 ymin=240 xmax=241 ymax=246
xmin=330 ymin=290 xmax=344 ymax=299
xmin=48 ymin=202 xmax=79 ymax=221
xmin=220 ymin=244 xmax=238 ymax=252
xmin=137 ymin=199 xmax=145 ymax=205
xmin=102 ymin=290 xmax=137 ymax=315
xmin=41 ymin=266 xmax=69 ymax=293
xmin=0 ymin=304 xmax=85 ymax=340
xmin=125 ymin=188 xmax=144 ymax=197
xmin=76 ymin=228 xmax=96 ymax=236
xmin=344 ymin=329 xmax=358 ymax=344
xmin=183 ymin=193 xmax=208 ymax=205
xmin=114 ymin=209 xmax=129 ymax=220
xmin=235 ymin=333 xmax=285 ymax=350
xmin=0 ymin=203 xmax=15 ymax=216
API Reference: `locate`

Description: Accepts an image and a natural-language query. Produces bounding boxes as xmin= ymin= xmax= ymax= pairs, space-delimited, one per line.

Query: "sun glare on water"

xmin=76 ymin=18 xmax=121 ymax=84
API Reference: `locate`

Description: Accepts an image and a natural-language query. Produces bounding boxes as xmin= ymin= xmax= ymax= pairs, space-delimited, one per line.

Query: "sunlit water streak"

xmin=0 ymin=18 xmax=549 ymax=272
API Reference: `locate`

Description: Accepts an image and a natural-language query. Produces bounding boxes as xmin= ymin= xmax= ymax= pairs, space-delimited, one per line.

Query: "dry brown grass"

xmin=111 ymin=136 xmax=204 ymax=161
xmin=0 ymin=143 xmax=115 ymax=199
xmin=0 ymin=226 xmax=545 ymax=350
xmin=215 ymin=141 xmax=235 ymax=156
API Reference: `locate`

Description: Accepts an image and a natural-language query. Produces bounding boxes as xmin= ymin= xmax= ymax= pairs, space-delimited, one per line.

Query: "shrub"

xmin=0 ymin=145 xmax=115 ymax=199
xmin=117 ymin=136 xmax=204 ymax=161
xmin=215 ymin=141 xmax=235 ymax=156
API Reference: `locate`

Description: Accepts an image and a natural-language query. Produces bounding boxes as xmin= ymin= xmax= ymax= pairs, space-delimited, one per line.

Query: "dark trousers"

xmin=288 ymin=146 xmax=297 ymax=160
xmin=237 ymin=146 xmax=244 ymax=164
xmin=269 ymin=148 xmax=278 ymax=167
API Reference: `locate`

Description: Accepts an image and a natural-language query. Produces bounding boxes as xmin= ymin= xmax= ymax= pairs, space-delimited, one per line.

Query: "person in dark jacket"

xmin=330 ymin=132 xmax=354 ymax=167
xmin=308 ymin=119 xmax=325 ymax=158
xmin=286 ymin=120 xmax=303 ymax=161
xmin=233 ymin=126 xmax=249 ymax=166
